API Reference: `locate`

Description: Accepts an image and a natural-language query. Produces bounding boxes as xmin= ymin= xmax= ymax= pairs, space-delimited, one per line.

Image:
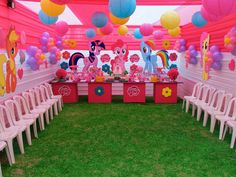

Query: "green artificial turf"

xmin=2 ymin=97 xmax=236 ymax=177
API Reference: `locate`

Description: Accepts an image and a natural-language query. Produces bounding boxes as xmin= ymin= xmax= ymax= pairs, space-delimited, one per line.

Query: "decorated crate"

xmin=123 ymin=83 xmax=146 ymax=103
xmin=51 ymin=81 xmax=78 ymax=103
xmin=88 ymin=83 xmax=112 ymax=103
xmin=154 ymin=82 xmax=177 ymax=104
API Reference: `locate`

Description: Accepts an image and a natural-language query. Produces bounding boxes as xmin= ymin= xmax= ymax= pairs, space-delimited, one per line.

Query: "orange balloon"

xmin=96 ymin=28 xmax=105 ymax=36
xmin=109 ymin=13 xmax=129 ymax=25
xmin=41 ymin=0 xmax=65 ymax=17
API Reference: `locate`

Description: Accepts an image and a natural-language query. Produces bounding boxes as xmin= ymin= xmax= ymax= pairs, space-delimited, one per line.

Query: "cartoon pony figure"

xmin=201 ymin=32 xmax=210 ymax=80
xmin=110 ymin=39 xmax=129 ymax=75
xmin=140 ymin=40 xmax=169 ymax=74
xmin=6 ymin=27 xmax=19 ymax=93
xmin=69 ymin=40 xmax=105 ymax=72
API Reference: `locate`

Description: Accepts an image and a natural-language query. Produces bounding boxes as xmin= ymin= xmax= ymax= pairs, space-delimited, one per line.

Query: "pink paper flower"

xmin=130 ymin=54 xmax=140 ymax=63
xmin=101 ymin=54 xmax=111 ymax=63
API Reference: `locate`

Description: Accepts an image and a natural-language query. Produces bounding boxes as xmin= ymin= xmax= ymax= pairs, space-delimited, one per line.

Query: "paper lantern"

xmin=92 ymin=12 xmax=108 ymax=28
xmin=161 ymin=11 xmax=180 ymax=30
xmin=153 ymin=30 xmax=164 ymax=40
xmin=109 ymin=0 xmax=136 ymax=18
xmin=140 ymin=23 xmax=153 ymax=36
xmin=192 ymin=11 xmax=207 ymax=27
xmin=96 ymin=28 xmax=105 ymax=36
xmin=86 ymin=28 xmax=96 ymax=38
xmin=168 ymin=27 xmax=181 ymax=37
xmin=41 ymin=0 xmax=65 ymax=17
xmin=109 ymin=13 xmax=129 ymax=25
xmin=50 ymin=0 xmax=70 ymax=5
xmin=100 ymin=23 xmax=113 ymax=35
xmin=118 ymin=25 xmax=128 ymax=36
xmin=38 ymin=10 xmax=58 ymax=25
xmin=133 ymin=28 xmax=143 ymax=39
xmin=55 ymin=21 xmax=69 ymax=36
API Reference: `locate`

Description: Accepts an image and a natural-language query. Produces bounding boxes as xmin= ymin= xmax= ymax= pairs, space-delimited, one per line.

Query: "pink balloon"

xmin=55 ymin=21 xmax=69 ymax=36
xmin=140 ymin=23 xmax=153 ymax=36
xmin=100 ymin=23 xmax=113 ymax=35
xmin=153 ymin=30 xmax=164 ymax=39
xmin=50 ymin=0 xmax=70 ymax=5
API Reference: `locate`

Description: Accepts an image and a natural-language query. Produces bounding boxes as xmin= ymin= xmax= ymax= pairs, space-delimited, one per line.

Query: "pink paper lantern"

xmin=55 ymin=21 xmax=69 ymax=36
xmin=153 ymin=30 xmax=164 ymax=40
xmin=100 ymin=23 xmax=113 ymax=35
xmin=140 ymin=23 xmax=154 ymax=36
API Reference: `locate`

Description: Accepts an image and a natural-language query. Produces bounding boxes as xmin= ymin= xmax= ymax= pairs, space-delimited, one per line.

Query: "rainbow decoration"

xmin=157 ymin=50 xmax=169 ymax=69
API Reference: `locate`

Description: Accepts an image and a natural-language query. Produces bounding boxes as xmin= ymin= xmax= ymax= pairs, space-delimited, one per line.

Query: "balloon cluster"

xmin=207 ymin=45 xmax=223 ymax=70
xmin=192 ymin=11 xmax=207 ymax=28
xmin=40 ymin=32 xmax=55 ymax=53
xmin=161 ymin=11 xmax=181 ymax=37
xmin=224 ymin=27 xmax=236 ymax=56
xmin=49 ymin=46 xmax=62 ymax=64
xmin=174 ymin=39 xmax=187 ymax=52
xmin=185 ymin=45 xmax=198 ymax=65
xmin=26 ymin=46 xmax=46 ymax=71
xmin=55 ymin=35 xmax=63 ymax=51
xmin=39 ymin=0 xmax=68 ymax=25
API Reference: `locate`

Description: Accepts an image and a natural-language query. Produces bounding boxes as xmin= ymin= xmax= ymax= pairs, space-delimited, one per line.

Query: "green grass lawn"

xmin=2 ymin=97 xmax=236 ymax=177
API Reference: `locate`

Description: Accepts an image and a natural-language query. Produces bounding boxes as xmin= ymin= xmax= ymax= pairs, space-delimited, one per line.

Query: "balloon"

xmin=118 ymin=25 xmax=128 ymax=36
xmin=109 ymin=0 xmax=136 ymax=18
xmin=189 ymin=57 xmax=198 ymax=65
xmin=192 ymin=11 xmax=207 ymax=28
xmin=40 ymin=37 xmax=48 ymax=45
xmin=133 ymin=28 xmax=143 ymax=39
xmin=212 ymin=52 xmax=223 ymax=62
xmin=39 ymin=10 xmax=58 ymax=25
xmin=231 ymin=47 xmax=236 ymax=56
xmin=109 ymin=13 xmax=129 ymax=25
xmin=50 ymin=0 xmax=70 ymax=5
xmin=42 ymin=32 xmax=50 ymax=38
xmin=86 ymin=28 xmax=96 ymax=38
xmin=40 ymin=0 xmax=65 ymax=17
xmin=190 ymin=50 xmax=198 ymax=57
xmin=161 ymin=11 xmax=180 ymax=30
xmin=100 ymin=23 xmax=113 ymax=35
xmin=140 ymin=23 xmax=154 ymax=36
xmin=189 ymin=45 xmax=195 ymax=51
xmin=55 ymin=21 xmax=69 ymax=36
xmin=212 ymin=62 xmax=222 ymax=70
xmin=50 ymin=46 xmax=58 ymax=53
xmin=91 ymin=12 xmax=108 ymax=28
xmin=180 ymin=46 xmax=186 ymax=52
xmin=210 ymin=45 xmax=219 ymax=53
xmin=168 ymin=27 xmax=181 ymax=37
xmin=26 ymin=46 xmax=38 ymax=56
xmin=41 ymin=46 xmax=48 ymax=53
xmin=153 ymin=30 xmax=164 ymax=40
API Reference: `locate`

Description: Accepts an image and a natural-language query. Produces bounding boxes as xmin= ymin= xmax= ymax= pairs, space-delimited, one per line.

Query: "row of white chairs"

xmin=0 ymin=83 xmax=63 ymax=176
xmin=182 ymin=82 xmax=236 ymax=149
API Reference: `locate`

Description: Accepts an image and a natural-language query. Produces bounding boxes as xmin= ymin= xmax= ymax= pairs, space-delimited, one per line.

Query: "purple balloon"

xmin=26 ymin=46 xmax=38 ymax=56
xmin=50 ymin=47 xmax=58 ymax=53
xmin=212 ymin=52 xmax=223 ymax=62
xmin=210 ymin=45 xmax=219 ymax=53
xmin=179 ymin=39 xmax=186 ymax=45
xmin=180 ymin=46 xmax=186 ymax=52
xmin=42 ymin=32 xmax=50 ymax=38
xmin=212 ymin=62 xmax=222 ymax=70
xmin=40 ymin=37 xmax=48 ymax=45
xmin=189 ymin=57 xmax=198 ymax=65
xmin=56 ymin=41 xmax=62 ymax=47
xmin=189 ymin=45 xmax=195 ymax=51
xmin=41 ymin=46 xmax=48 ymax=53
xmin=190 ymin=50 xmax=198 ymax=57
xmin=49 ymin=54 xmax=56 ymax=60
xmin=231 ymin=47 xmax=236 ymax=56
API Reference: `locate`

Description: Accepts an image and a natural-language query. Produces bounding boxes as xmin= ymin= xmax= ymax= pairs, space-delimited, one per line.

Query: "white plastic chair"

xmin=209 ymin=93 xmax=233 ymax=133
xmin=0 ymin=105 xmax=25 ymax=164
xmin=223 ymin=121 xmax=236 ymax=148
xmin=5 ymin=100 xmax=34 ymax=146
xmin=0 ymin=141 xmax=11 ymax=176
xmin=39 ymin=85 xmax=58 ymax=116
xmin=44 ymin=83 xmax=63 ymax=111
xmin=22 ymin=91 xmax=47 ymax=130
xmin=215 ymin=97 xmax=236 ymax=140
xmin=183 ymin=82 xmax=203 ymax=111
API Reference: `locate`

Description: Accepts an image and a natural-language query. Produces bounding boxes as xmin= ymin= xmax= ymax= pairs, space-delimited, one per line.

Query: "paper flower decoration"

xmin=169 ymin=53 xmax=177 ymax=61
xmin=66 ymin=39 xmax=77 ymax=49
xmin=60 ymin=62 xmax=69 ymax=70
xmin=162 ymin=87 xmax=172 ymax=97
xmin=229 ymin=59 xmax=235 ymax=71
xmin=162 ymin=40 xmax=170 ymax=49
xmin=95 ymin=86 xmax=104 ymax=96
xmin=130 ymin=64 xmax=138 ymax=72
xmin=130 ymin=54 xmax=140 ymax=63
xmin=101 ymin=54 xmax=111 ymax=63
xmin=62 ymin=51 xmax=70 ymax=60
xmin=102 ymin=64 xmax=110 ymax=73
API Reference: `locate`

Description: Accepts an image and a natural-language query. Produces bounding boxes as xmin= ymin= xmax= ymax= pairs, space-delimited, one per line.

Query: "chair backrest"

xmin=195 ymin=84 xmax=205 ymax=100
xmin=13 ymin=95 xmax=30 ymax=115
xmin=225 ymin=97 xmax=236 ymax=120
xmin=191 ymin=82 xmax=203 ymax=97
xmin=44 ymin=83 xmax=53 ymax=98
xmin=0 ymin=105 xmax=14 ymax=129
xmin=219 ymin=93 xmax=233 ymax=114
xmin=209 ymin=90 xmax=225 ymax=109
xmin=22 ymin=91 xmax=36 ymax=111
xmin=32 ymin=88 xmax=42 ymax=106
xmin=205 ymin=86 xmax=217 ymax=105
xmin=40 ymin=85 xmax=50 ymax=101
xmin=5 ymin=100 xmax=22 ymax=124
xmin=197 ymin=85 xmax=210 ymax=102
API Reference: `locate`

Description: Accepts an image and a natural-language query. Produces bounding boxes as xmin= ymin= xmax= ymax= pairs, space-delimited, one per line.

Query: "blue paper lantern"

xmin=192 ymin=11 xmax=207 ymax=28
xmin=109 ymin=0 xmax=136 ymax=19
xmin=38 ymin=10 xmax=58 ymax=25
xmin=86 ymin=28 xmax=96 ymax=38
xmin=91 ymin=12 xmax=108 ymax=28
xmin=133 ymin=28 xmax=143 ymax=39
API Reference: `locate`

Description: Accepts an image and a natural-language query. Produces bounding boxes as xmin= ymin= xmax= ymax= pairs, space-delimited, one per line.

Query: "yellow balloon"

xmin=161 ymin=11 xmax=180 ymax=30
xmin=118 ymin=25 xmax=128 ymax=36
xmin=41 ymin=0 xmax=65 ymax=17
xmin=168 ymin=27 xmax=181 ymax=37
xmin=109 ymin=13 xmax=130 ymax=25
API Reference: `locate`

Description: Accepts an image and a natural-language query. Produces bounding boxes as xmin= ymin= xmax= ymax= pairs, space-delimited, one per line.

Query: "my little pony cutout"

xmin=201 ymin=32 xmax=210 ymax=80
xmin=6 ymin=27 xmax=19 ymax=93
xmin=110 ymin=39 xmax=129 ymax=75
xmin=69 ymin=40 xmax=105 ymax=72
xmin=140 ymin=40 xmax=169 ymax=74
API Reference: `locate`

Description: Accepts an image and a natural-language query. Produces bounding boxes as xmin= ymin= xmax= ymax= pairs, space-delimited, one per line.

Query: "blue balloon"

xmin=192 ymin=11 xmax=207 ymax=28
xmin=86 ymin=29 xmax=96 ymax=38
xmin=109 ymin=0 xmax=136 ymax=18
xmin=134 ymin=28 xmax=143 ymax=39
xmin=91 ymin=12 xmax=108 ymax=28
xmin=38 ymin=10 xmax=58 ymax=25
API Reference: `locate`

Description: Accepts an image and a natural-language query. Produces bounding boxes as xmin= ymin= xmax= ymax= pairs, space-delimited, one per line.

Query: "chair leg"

xmin=186 ymin=101 xmax=190 ymax=113
xmin=230 ymin=128 xmax=236 ymax=149
xmin=197 ymin=106 xmax=202 ymax=121
xmin=6 ymin=140 xmax=15 ymax=164
xmin=210 ymin=116 xmax=216 ymax=133
xmin=223 ymin=125 xmax=228 ymax=140
xmin=203 ymin=111 xmax=209 ymax=127
xmin=54 ymin=103 xmax=58 ymax=116
xmin=219 ymin=120 xmax=226 ymax=140
xmin=16 ymin=133 xmax=24 ymax=154
xmin=192 ymin=105 xmax=196 ymax=117
xmin=33 ymin=121 xmax=38 ymax=138
xmin=182 ymin=99 xmax=185 ymax=110
xmin=5 ymin=143 xmax=12 ymax=166
xmin=45 ymin=110 xmax=50 ymax=124
xmin=58 ymin=99 xmax=62 ymax=112
xmin=39 ymin=113 xmax=45 ymax=130
xmin=25 ymin=127 xmax=32 ymax=146
xmin=49 ymin=108 xmax=53 ymax=121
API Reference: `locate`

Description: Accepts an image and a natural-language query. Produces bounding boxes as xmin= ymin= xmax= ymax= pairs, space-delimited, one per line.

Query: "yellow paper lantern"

xmin=168 ymin=27 xmax=181 ymax=37
xmin=109 ymin=13 xmax=130 ymax=25
xmin=160 ymin=11 xmax=180 ymax=30
xmin=41 ymin=0 xmax=65 ymax=17
xmin=118 ymin=25 xmax=128 ymax=36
